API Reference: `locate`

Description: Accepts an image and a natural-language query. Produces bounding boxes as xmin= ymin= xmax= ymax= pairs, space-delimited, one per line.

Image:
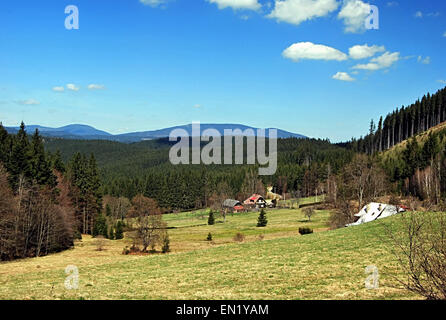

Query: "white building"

xmin=346 ymin=202 xmax=406 ymax=227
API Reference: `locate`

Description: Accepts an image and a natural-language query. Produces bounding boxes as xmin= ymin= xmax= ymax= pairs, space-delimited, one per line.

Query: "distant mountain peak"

xmin=4 ymin=123 xmax=307 ymax=142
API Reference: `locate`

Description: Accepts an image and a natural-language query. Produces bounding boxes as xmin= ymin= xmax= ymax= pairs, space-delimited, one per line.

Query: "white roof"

xmin=346 ymin=202 xmax=404 ymax=227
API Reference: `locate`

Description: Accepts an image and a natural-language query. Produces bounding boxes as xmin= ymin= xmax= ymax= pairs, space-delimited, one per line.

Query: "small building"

xmin=346 ymin=203 xmax=406 ymax=227
xmin=222 ymin=199 xmax=244 ymax=213
xmin=243 ymin=194 xmax=267 ymax=209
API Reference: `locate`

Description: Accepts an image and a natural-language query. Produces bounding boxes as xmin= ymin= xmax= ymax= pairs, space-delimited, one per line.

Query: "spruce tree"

xmin=115 ymin=221 xmax=124 ymax=240
xmin=162 ymin=235 xmax=170 ymax=253
xmin=208 ymin=210 xmax=215 ymax=225
xmin=109 ymin=226 xmax=115 ymax=240
xmin=93 ymin=213 xmax=107 ymax=238
xmin=257 ymin=209 xmax=268 ymax=227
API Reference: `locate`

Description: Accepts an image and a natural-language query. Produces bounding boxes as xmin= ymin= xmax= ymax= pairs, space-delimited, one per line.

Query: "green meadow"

xmin=0 ymin=207 xmax=420 ymax=300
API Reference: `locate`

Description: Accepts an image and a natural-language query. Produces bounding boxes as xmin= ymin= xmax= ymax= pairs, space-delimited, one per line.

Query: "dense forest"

xmin=0 ymin=123 xmax=102 ymax=260
xmin=45 ymin=136 xmax=353 ymax=211
xmin=347 ymin=86 xmax=446 ymax=154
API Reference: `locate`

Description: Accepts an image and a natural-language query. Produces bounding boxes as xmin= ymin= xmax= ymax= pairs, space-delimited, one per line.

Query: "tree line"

xmin=347 ymin=86 xmax=446 ymax=154
xmin=0 ymin=122 xmax=102 ymax=260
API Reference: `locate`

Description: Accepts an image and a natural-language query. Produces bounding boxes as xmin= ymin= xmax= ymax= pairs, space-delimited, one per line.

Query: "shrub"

xmin=206 ymin=233 xmax=213 ymax=241
xmin=385 ymin=212 xmax=446 ymax=300
xmin=257 ymin=209 xmax=268 ymax=227
xmin=299 ymin=227 xmax=313 ymax=235
xmin=94 ymin=236 xmax=107 ymax=251
xmin=233 ymin=232 xmax=245 ymax=242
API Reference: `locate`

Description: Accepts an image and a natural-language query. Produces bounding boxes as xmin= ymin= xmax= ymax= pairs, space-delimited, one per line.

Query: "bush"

xmin=206 ymin=233 xmax=213 ymax=241
xmin=385 ymin=212 xmax=446 ymax=300
xmin=94 ymin=236 xmax=107 ymax=251
xmin=299 ymin=227 xmax=313 ymax=235
xmin=257 ymin=209 xmax=268 ymax=227
xmin=233 ymin=232 xmax=245 ymax=242
xmin=208 ymin=211 xmax=215 ymax=225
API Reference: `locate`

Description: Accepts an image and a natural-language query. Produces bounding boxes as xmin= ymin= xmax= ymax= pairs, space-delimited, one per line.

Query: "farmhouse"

xmin=243 ymin=194 xmax=266 ymax=208
xmin=346 ymin=202 xmax=406 ymax=227
xmin=222 ymin=199 xmax=244 ymax=213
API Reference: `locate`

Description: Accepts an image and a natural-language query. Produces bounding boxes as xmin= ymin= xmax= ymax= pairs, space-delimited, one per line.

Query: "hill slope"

xmin=0 ymin=209 xmax=420 ymax=300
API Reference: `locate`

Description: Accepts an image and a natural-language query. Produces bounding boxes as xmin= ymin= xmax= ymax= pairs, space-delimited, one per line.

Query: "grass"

xmin=0 ymin=207 xmax=423 ymax=300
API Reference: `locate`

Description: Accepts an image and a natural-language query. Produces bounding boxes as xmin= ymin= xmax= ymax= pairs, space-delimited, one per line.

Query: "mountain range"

xmin=5 ymin=124 xmax=307 ymax=143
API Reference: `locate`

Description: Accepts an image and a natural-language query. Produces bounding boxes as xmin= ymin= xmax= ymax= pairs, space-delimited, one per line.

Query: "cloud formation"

xmin=332 ymin=72 xmax=355 ymax=81
xmin=88 ymin=84 xmax=106 ymax=90
xmin=16 ymin=99 xmax=40 ymax=105
xmin=52 ymin=86 xmax=65 ymax=92
xmin=268 ymin=0 xmax=339 ymax=26
xmin=139 ymin=0 xmax=168 ymax=7
xmin=353 ymin=51 xmax=400 ymax=71
xmin=349 ymin=44 xmax=385 ymax=59
xmin=283 ymin=42 xmax=348 ymax=62
xmin=417 ymin=56 xmax=431 ymax=65
xmin=67 ymin=84 xmax=80 ymax=92
xmin=338 ymin=0 xmax=371 ymax=33
xmin=208 ymin=0 xmax=261 ymax=10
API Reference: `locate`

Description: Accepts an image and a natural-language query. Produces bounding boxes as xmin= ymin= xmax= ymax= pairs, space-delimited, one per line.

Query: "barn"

xmin=222 ymin=199 xmax=244 ymax=213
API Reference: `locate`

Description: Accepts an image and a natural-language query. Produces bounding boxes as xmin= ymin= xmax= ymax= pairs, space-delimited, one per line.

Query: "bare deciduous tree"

xmin=127 ymin=195 xmax=166 ymax=252
xmin=385 ymin=212 xmax=446 ymax=300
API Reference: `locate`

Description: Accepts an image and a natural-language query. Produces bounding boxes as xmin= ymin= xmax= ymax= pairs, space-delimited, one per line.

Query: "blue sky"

xmin=0 ymin=0 xmax=445 ymax=142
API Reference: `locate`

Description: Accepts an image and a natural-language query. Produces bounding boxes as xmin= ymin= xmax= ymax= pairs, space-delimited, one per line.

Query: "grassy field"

xmin=0 ymin=207 xmax=421 ymax=300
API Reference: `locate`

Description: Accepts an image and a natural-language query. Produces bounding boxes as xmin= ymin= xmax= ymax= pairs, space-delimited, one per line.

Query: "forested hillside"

xmin=347 ymin=86 xmax=446 ymax=154
xmin=44 ymin=137 xmax=353 ymax=211
xmin=0 ymin=123 xmax=103 ymax=260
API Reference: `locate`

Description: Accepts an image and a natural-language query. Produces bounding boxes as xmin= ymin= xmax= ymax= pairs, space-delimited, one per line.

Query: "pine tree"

xmin=8 ymin=122 xmax=31 ymax=189
xmin=208 ymin=210 xmax=215 ymax=225
xmin=257 ymin=209 xmax=268 ymax=227
xmin=162 ymin=235 xmax=170 ymax=253
xmin=207 ymin=233 xmax=213 ymax=241
xmin=109 ymin=226 xmax=115 ymax=240
xmin=115 ymin=221 xmax=124 ymax=240
xmin=93 ymin=213 xmax=107 ymax=238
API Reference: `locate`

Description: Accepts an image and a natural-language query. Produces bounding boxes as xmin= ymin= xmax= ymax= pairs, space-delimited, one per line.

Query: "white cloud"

xmin=268 ymin=0 xmax=339 ymax=26
xmin=386 ymin=1 xmax=398 ymax=7
xmin=52 ymin=86 xmax=65 ymax=92
xmin=349 ymin=44 xmax=385 ymax=59
xmin=414 ymin=11 xmax=423 ymax=18
xmin=353 ymin=51 xmax=401 ymax=71
xmin=88 ymin=84 xmax=106 ymax=90
xmin=67 ymin=84 xmax=80 ymax=91
xmin=417 ymin=56 xmax=431 ymax=64
xmin=17 ymin=99 xmax=40 ymax=106
xmin=338 ymin=0 xmax=371 ymax=33
xmin=208 ymin=0 xmax=261 ymax=11
xmin=332 ymin=72 xmax=355 ymax=81
xmin=443 ymin=31 xmax=446 ymax=37
xmin=283 ymin=42 xmax=348 ymax=62
xmin=438 ymin=80 xmax=446 ymax=84
xmin=139 ymin=0 xmax=167 ymax=7
xmin=193 ymin=104 xmax=202 ymax=108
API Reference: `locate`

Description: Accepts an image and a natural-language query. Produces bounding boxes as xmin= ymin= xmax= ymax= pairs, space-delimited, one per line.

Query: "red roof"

xmin=244 ymin=194 xmax=264 ymax=204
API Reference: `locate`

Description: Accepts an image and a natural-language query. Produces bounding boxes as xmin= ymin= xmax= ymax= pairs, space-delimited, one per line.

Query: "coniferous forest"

xmin=1 ymin=86 xmax=446 ymax=261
